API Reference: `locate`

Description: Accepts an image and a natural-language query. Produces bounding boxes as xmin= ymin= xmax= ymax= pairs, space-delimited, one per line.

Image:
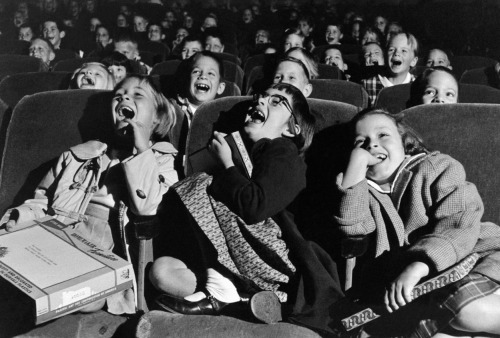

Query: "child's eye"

xmin=446 ymin=91 xmax=455 ymax=97
xmin=354 ymin=138 xmax=364 ymax=146
xmin=378 ymin=133 xmax=389 ymax=138
xmin=424 ymin=89 xmax=436 ymax=96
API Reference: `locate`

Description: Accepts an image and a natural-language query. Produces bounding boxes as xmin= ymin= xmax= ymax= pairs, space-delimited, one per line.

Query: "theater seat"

xmin=0 ymin=90 xmax=113 ymax=214
xmin=222 ymin=61 xmax=244 ymax=91
xmin=375 ymin=83 xmax=500 ymax=114
xmin=150 ymin=60 xmax=182 ymax=76
xmin=401 ymin=103 xmax=500 ymax=224
xmin=185 ymin=96 xmax=359 ymax=176
xmin=449 ymin=55 xmax=497 ymax=80
xmin=309 ymin=79 xmax=369 ymax=108
xmin=139 ymin=41 xmax=170 ymax=61
xmin=52 ymin=57 xmax=101 ymax=72
xmin=459 ymin=66 xmax=499 ymax=88
xmin=0 ymin=39 xmax=30 ymax=55
xmin=0 ymin=71 xmax=73 ymax=108
xmin=317 ymin=64 xmax=342 ymax=80
xmin=0 ymin=55 xmax=44 ymax=82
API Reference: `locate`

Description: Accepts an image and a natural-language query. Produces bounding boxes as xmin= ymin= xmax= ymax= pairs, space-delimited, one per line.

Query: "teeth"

xmin=195 ymin=83 xmax=209 ymax=92
xmin=249 ymin=110 xmax=265 ymax=123
xmin=376 ymin=154 xmax=387 ymax=160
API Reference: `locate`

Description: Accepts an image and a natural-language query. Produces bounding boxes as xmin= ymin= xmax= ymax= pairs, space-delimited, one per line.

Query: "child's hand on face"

xmin=384 ymin=261 xmax=429 ymax=313
xmin=341 ymin=147 xmax=383 ymax=188
xmin=125 ymin=118 xmax=152 ymax=154
xmin=209 ymin=131 xmax=234 ymax=169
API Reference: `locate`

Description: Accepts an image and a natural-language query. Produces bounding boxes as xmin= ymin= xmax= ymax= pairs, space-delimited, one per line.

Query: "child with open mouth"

xmin=70 ymin=62 xmax=115 ymax=90
xmin=362 ymin=32 xmax=419 ymax=106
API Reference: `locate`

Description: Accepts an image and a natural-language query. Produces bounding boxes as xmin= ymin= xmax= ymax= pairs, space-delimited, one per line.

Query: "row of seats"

xmin=1 ymin=90 xmax=500 ymax=225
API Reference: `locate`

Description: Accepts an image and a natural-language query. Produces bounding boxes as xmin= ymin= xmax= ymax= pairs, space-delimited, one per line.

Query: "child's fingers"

xmin=403 ymin=285 xmax=413 ymax=304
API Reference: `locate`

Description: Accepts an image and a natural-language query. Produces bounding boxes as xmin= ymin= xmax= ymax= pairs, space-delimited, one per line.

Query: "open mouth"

xmin=391 ymin=59 xmax=402 ymax=66
xmin=248 ymin=109 xmax=266 ymax=123
xmin=375 ymin=153 xmax=387 ymax=161
xmin=81 ymin=76 xmax=95 ymax=86
xmin=195 ymin=83 xmax=210 ymax=93
xmin=118 ymin=106 xmax=135 ymax=119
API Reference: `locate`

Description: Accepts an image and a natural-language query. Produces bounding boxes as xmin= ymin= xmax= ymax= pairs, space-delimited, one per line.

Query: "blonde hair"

xmin=70 ymin=62 xmax=115 ymax=90
xmin=114 ymin=75 xmax=176 ymax=141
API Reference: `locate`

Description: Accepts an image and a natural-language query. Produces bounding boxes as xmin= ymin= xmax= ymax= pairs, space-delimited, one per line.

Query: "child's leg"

xmin=149 ymin=256 xmax=198 ymax=298
xmin=449 ymin=294 xmax=500 ymax=334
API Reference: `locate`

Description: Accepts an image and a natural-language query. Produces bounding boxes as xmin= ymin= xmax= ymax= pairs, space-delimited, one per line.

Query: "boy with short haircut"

xmin=362 ymin=32 xmax=418 ymax=105
xmin=42 ymin=17 xmax=66 ymax=49
xmin=325 ymin=21 xmax=343 ymax=45
xmin=175 ymin=51 xmax=226 ymax=122
xmin=425 ymin=48 xmax=452 ymax=69
xmin=18 ymin=23 xmax=35 ymax=41
xmin=29 ymin=37 xmax=56 ymax=71
xmin=203 ymin=27 xmax=225 ymax=53
xmin=114 ymin=33 xmax=151 ymax=74
xmin=147 ymin=22 xmax=166 ymax=43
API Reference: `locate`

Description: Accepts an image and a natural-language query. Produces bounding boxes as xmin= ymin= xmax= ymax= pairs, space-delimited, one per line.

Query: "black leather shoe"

xmin=155 ymin=293 xmax=234 ymax=315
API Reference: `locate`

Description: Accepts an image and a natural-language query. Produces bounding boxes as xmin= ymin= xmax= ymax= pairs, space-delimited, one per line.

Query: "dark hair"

xmin=114 ymin=32 xmax=138 ymax=45
xmin=101 ymin=51 xmax=133 ymax=73
xmin=266 ymin=82 xmax=316 ymax=155
xmin=325 ymin=20 xmax=343 ymax=33
xmin=180 ymin=34 xmax=204 ymax=50
xmin=298 ymin=14 xmax=315 ymax=28
xmin=350 ymin=108 xmax=429 ymax=156
xmin=203 ymin=27 xmax=225 ymax=45
xmin=409 ymin=66 xmax=459 ymax=106
xmin=42 ymin=16 xmax=65 ymax=32
xmin=114 ymin=75 xmax=176 ymax=140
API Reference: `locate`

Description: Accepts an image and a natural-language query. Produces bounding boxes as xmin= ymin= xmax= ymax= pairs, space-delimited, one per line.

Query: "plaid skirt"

xmin=409 ymin=273 xmax=500 ymax=338
xmin=363 ymin=273 xmax=500 ymax=338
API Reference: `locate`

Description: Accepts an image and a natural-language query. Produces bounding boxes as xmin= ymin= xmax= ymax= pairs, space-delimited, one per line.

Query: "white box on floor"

xmin=0 ymin=216 xmax=133 ymax=324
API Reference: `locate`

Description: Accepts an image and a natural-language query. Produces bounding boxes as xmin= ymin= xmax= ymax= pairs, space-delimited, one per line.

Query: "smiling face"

xmin=29 ymin=38 xmax=55 ymax=65
xmin=273 ymin=60 xmax=312 ymax=97
xmin=148 ymin=24 xmax=163 ymax=42
xmin=325 ymin=25 xmax=342 ymax=44
xmin=112 ymin=77 xmax=158 ymax=141
xmin=299 ymin=20 xmax=313 ymax=37
xmin=205 ymin=36 xmax=224 ymax=53
xmin=242 ymin=9 xmax=253 ymax=23
xmin=202 ymin=17 xmax=217 ymax=30
xmin=96 ymin=27 xmax=111 ymax=47
xmin=421 ymin=70 xmax=458 ymax=104
xmin=363 ymin=43 xmax=384 ymax=66
xmin=283 ymin=34 xmax=303 ymax=52
xmin=43 ymin=21 xmax=65 ymax=48
xmin=426 ymin=49 xmax=451 ymax=69
xmin=324 ymin=48 xmax=346 ymax=70
xmin=108 ymin=65 xmax=127 ymax=83
xmin=387 ymin=34 xmax=417 ymax=76
xmin=182 ymin=40 xmax=203 ymax=59
xmin=244 ymin=88 xmax=296 ymax=142
xmin=374 ymin=16 xmax=387 ymax=33
xmin=117 ymin=14 xmax=128 ymax=27
xmin=354 ymin=114 xmax=406 ymax=186
xmin=255 ymin=30 xmax=270 ymax=44
xmin=134 ymin=16 xmax=148 ymax=32
xmin=74 ymin=63 xmax=113 ymax=89
xmin=188 ymin=55 xmax=225 ymax=107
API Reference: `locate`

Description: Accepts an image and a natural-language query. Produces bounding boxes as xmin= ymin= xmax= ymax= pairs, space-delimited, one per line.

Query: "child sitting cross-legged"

xmin=149 ymin=83 xmax=349 ymax=336
xmin=333 ymin=108 xmax=500 ymax=337
xmin=1 ymin=75 xmax=179 ymax=315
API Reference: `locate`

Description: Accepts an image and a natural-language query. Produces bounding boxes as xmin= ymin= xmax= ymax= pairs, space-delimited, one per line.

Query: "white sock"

xmin=183 ymin=268 xmax=240 ymax=303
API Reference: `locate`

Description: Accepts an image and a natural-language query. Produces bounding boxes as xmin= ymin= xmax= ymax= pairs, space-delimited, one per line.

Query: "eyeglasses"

xmin=253 ymin=92 xmax=294 ymax=113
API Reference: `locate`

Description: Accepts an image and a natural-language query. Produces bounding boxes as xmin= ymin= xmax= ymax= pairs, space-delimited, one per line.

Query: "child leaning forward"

xmin=334 ymin=108 xmax=500 ymax=337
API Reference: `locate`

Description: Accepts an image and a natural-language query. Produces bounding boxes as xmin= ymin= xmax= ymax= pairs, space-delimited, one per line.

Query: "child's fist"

xmin=209 ymin=131 xmax=233 ymax=169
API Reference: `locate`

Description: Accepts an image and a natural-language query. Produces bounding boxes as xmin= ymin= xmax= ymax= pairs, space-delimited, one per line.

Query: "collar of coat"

xmin=367 ymin=151 xmax=439 ymax=255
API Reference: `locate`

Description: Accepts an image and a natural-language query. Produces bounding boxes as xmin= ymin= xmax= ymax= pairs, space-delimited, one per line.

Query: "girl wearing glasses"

xmin=150 ymin=83 xmax=347 ymax=336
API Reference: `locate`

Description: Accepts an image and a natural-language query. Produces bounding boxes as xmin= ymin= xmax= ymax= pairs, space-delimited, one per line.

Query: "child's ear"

xmin=220 ymin=45 xmax=225 ymax=53
xmin=49 ymin=51 xmax=55 ymax=62
xmin=216 ymin=81 xmax=226 ymax=95
xmin=161 ymin=34 xmax=165 ymax=40
xmin=60 ymin=31 xmax=66 ymax=39
xmin=410 ymin=56 xmax=418 ymax=68
xmin=282 ymin=123 xmax=301 ymax=138
xmin=343 ymin=63 xmax=348 ymax=71
xmin=302 ymin=83 xmax=312 ymax=97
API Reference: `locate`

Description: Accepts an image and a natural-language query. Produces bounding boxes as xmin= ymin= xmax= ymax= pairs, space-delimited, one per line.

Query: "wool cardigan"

xmin=334 ymin=151 xmax=500 ymax=282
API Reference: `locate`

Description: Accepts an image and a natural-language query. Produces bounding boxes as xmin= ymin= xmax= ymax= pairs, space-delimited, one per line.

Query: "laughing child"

xmin=1 ymin=75 xmax=178 ymax=315
xmin=334 ymin=108 xmax=500 ymax=337
xmin=362 ymin=32 xmax=419 ymax=106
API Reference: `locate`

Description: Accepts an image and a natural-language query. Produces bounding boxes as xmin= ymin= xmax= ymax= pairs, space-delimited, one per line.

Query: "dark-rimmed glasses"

xmin=252 ymin=92 xmax=297 ymax=125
